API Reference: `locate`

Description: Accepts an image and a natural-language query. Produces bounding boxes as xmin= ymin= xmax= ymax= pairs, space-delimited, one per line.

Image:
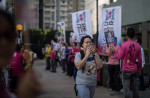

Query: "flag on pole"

xmin=72 ymin=10 xmax=93 ymax=42
xmin=98 ymin=6 xmax=122 ymax=55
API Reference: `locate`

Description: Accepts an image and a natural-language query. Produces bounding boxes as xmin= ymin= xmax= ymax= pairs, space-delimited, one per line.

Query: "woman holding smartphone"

xmin=74 ymin=35 xmax=103 ymax=98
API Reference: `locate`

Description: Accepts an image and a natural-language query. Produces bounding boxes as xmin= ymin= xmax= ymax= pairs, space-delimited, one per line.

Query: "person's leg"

xmin=51 ymin=60 xmax=54 ymax=72
xmin=53 ymin=59 xmax=57 ymax=72
xmin=77 ymin=85 xmax=90 ymax=98
xmin=122 ymin=72 xmax=131 ymax=98
xmin=114 ymin=65 xmax=122 ymax=91
xmin=45 ymin=57 xmax=49 ymax=70
xmin=70 ymin=62 xmax=75 ymax=77
xmin=66 ymin=61 xmax=69 ymax=76
xmin=61 ymin=59 xmax=66 ymax=73
xmin=74 ymin=65 xmax=77 ymax=80
xmin=47 ymin=57 xmax=51 ymax=70
xmin=108 ymin=65 xmax=115 ymax=90
xmin=139 ymin=70 xmax=145 ymax=90
xmin=131 ymin=73 xmax=139 ymax=98
xmin=89 ymin=86 xmax=96 ymax=98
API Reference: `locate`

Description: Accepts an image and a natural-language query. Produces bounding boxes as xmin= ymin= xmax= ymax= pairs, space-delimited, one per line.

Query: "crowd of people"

xmin=0 ymin=9 xmax=147 ymax=98
xmin=42 ymin=28 xmax=146 ymax=98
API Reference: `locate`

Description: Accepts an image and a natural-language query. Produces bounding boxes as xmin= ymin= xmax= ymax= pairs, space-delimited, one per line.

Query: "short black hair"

xmin=80 ymin=35 xmax=94 ymax=47
xmin=136 ymin=38 xmax=142 ymax=45
xmin=126 ymin=27 xmax=135 ymax=39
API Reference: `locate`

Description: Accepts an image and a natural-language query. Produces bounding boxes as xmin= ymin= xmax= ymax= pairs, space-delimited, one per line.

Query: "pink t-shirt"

xmin=11 ymin=51 xmax=24 ymax=77
xmin=50 ymin=50 xmax=56 ymax=60
xmin=106 ymin=45 xmax=120 ymax=65
xmin=114 ymin=40 xmax=142 ymax=71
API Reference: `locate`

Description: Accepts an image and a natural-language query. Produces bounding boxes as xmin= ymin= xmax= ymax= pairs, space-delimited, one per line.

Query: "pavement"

xmin=33 ymin=60 xmax=150 ymax=98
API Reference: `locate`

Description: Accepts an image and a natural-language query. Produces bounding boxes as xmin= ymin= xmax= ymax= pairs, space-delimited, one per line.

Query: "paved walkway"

xmin=33 ymin=60 xmax=150 ymax=98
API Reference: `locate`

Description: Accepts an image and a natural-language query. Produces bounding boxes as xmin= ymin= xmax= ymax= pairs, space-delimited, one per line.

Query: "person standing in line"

xmin=50 ymin=45 xmax=57 ymax=73
xmin=111 ymin=28 xmax=142 ymax=98
xmin=10 ymin=44 xmax=24 ymax=92
xmin=106 ymin=37 xmax=122 ymax=91
xmin=74 ymin=43 xmax=81 ymax=80
xmin=136 ymin=38 xmax=146 ymax=91
xmin=65 ymin=43 xmax=71 ymax=76
xmin=45 ymin=44 xmax=52 ymax=70
xmin=60 ymin=43 xmax=66 ymax=73
xmin=75 ymin=36 xmax=103 ymax=98
xmin=68 ymin=42 xmax=78 ymax=77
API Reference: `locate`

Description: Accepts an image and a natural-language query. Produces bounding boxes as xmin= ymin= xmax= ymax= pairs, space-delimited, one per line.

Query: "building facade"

xmin=85 ymin=0 xmax=110 ymax=34
xmin=42 ymin=0 xmax=85 ymax=30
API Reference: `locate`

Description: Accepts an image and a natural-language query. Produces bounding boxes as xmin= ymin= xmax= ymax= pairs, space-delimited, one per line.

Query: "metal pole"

xmin=39 ymin=0 xmax=43 ymax=29
xmin=96 ymin=0 xmax=99 ymax=47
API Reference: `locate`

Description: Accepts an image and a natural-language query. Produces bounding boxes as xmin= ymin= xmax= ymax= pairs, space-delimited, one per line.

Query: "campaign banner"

xmin=98 ymin=6 xmax=121 ymax=55
xmin=57 ymin=22 xmax=66 ymax=43
xmin=72 ymin=10 xmax=93 ymax=42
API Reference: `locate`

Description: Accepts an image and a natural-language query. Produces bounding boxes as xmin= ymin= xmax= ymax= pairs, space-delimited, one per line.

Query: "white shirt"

xmin=141 ymin=47 xmax=145 ymax=68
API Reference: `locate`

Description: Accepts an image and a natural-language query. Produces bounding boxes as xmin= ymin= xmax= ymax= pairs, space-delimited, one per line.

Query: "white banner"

xmin=57 ymin=22 xmax=66 ymax=43
xmin=72 ymin=10 xmax=93 ymax=42
xmin=98 ymin=6 xmax=122 ymax=55
xmin=0 ymin=0 xmax=6 ymax=10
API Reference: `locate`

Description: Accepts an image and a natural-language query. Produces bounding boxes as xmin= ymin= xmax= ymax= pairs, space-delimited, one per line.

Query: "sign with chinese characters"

xmin=72 ymin=10 xmax=93 ymax=42
xmin=57 ymin=21 xmax=66 ymax=43
xmin=98 ymin=6 xmax=121 ymax=55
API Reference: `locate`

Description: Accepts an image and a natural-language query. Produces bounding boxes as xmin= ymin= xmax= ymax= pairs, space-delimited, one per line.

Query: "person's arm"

xmin=113 ymin=45 xmax=125 ymax=59
xmin=93 ymin=53 xmax=103 ymax=68
xmin=106 ymin=47 xmax=112 ymax=57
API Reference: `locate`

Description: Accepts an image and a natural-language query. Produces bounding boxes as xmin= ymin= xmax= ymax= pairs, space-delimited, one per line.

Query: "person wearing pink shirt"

xmin=10 ymin=44 xmax=24 ymax=92
xmin=111 ymin=28 xmax=142 ymax=98
xmin=106 ymin=37 xmax=122 ymax=91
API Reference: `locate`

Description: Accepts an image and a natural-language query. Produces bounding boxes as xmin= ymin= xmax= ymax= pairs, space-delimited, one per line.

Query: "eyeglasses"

xmin=83 ymin=41 xmax=92 ymax=44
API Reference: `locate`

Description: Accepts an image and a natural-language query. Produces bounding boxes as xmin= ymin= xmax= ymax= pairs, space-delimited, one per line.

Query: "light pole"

xmin=16 ymin=24 xmax=23 ymax=45
xmin=96 ymin=0 xmax=99 ymax=47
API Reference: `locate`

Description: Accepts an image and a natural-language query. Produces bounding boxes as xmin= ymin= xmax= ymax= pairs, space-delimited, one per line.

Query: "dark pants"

xmin=46 ymin=57 xmax=51 ymax=70
xmin=74 ymin=66 xmax=77 ymax=80
xmin=10 ymin=76 xmax=19 ymax=92
xmin=68 ymin=62 xmax=74 ymax=77
xmin=108 ymin=64 xmax=122 ymax=91
xmin=123 ymin=71 xmax=139 ymax=98
xmin=51 ymin=59 xmax=56 ymax=72
xmin=55 ymin=57 xmax=61 ymax=67
xmin=66 ymin=60 xmax=69 ymax=76
xmin=139 ymin=70 xmax=145 ymax=90
xmin=61 ymin=59 xmax=66 ymax=73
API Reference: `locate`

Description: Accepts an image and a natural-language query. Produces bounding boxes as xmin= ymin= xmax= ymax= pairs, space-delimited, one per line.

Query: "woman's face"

xmin=82 ymin=38 xmax=92 ymax=50
xmin=0 ymin=15 xmax=16 ymax=68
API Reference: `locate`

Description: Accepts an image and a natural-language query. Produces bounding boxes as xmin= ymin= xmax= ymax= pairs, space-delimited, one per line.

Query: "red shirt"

xmin=70 ymin=47 xmax=80 ymax=62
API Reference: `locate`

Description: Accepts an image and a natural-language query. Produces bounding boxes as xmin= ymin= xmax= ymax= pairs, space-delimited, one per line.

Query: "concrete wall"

xmin=105 ymin=0 xmax=150 ymax=26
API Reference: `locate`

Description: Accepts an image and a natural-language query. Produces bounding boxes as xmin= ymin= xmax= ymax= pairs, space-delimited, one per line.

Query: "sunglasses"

xmin=0 ymin=30 xmax=17 ymax=41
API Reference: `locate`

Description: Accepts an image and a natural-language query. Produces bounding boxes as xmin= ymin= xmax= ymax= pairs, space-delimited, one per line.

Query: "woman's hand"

xmin=85 ymin=47 xmax=91 ymax=57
